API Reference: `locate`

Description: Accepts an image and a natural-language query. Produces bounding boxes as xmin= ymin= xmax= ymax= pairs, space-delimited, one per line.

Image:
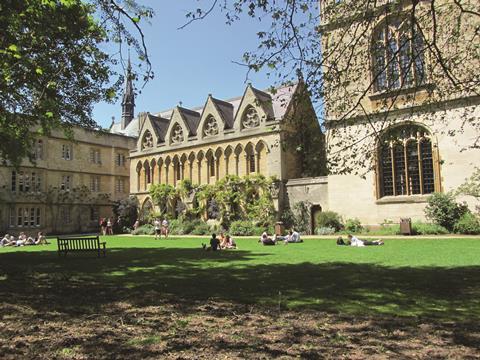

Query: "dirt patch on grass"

xmin=1 ymin=297 xmax=478 ymax=359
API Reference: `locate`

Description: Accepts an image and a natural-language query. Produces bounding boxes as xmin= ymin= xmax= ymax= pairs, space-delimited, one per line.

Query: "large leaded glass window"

xmin=378 ymin=125 xmax=437 ymax=198
xmin=372 ymin=18 xmax=425 ymax=92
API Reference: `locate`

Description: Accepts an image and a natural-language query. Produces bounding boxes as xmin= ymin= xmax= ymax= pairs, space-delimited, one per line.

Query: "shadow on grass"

xmin=0 ymin=246 xmax=479 ymax=323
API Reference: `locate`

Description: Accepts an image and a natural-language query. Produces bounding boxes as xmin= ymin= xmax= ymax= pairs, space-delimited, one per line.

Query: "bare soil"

xmin=1 ymin=296 xmax=478 ymax=359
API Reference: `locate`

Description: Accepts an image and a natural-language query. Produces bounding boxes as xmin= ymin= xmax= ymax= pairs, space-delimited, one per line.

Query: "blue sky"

xmin=93 ymin=1 xmax=283 ymax=128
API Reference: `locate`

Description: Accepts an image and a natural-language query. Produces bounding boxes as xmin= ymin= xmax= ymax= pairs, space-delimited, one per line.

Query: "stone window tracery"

xmin=372 ymin=18 xmax=425 ymax=92
xmin=171 ymin=123 xmax=184 ymax=144
xmin=204 ymin=116 xmax=219 ymax=136
xmin=242 ymin=107 xmax=260 ymax=129
xmin=142 ymin=130 xmax=154 ymax=150
xmin=378 ymin=125 xmax=437 ymax=198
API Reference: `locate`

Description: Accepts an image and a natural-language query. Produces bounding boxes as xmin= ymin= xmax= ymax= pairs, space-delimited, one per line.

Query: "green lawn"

xmin=1 ymin=236 xmax=479 ymax=321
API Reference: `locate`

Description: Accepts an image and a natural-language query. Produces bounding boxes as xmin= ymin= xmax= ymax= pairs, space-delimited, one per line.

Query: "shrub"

xmin=315 ymin=211 xmax=343 ymax=232
xmin=411 ymin=222 xmax=449 ymax=235
xmin=316 ymin=227 xmax=336 ymax=235
xmin=374 ymin=225 xmax=401 ymax=236
xmin=168 ymin=219 xmax=185 ymax=235
xmin=344 ymin=218 xmax=363 ymax=233
xmin=424 ymin=192 xmax=469 ymax=231
xmin=131 ymin=224 xmax=154 ymax=235
xmin=280 ymin=208 xmax=295 ymax=229
xmin=229 ymin=220 xmax=256 ymax=236
xmin=292 ymin=202 xmax=311 ymax=234
xmin=453 ymin=213 xmax=480 ymax=234
xmin=191 ymin=222 xmax=211 ymax=235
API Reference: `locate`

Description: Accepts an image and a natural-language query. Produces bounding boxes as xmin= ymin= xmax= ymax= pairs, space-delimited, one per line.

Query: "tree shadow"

xmin=0 ymin=246 xmax=479 ymax=322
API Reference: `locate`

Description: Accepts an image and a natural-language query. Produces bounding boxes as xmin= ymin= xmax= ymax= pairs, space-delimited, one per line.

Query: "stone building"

xmin=0 ymin=62 xmax=137 ymax=235
xmin=0 ymin=128 xmax=136 ymax=235
xmin=117 ymin=82 xmax=326 ymax=216
xmin=287 ymin=0 xmax=479 ymax=227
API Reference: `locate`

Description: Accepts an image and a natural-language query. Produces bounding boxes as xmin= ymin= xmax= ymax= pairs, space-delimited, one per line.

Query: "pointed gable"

xmin=233 ymin=84 xmax=274 ymax=131
xmin=148 ymin=114 xmax=170 ymax=143
xmin=211 ymin=97 xmax=234 ymax=129
xmin=177 ymin=107 xmax=201 ymax=136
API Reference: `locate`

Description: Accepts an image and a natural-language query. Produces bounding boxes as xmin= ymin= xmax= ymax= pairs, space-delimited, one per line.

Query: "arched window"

xmin=378 ymin=125 xmax=437 ymax=198
xmin=372 ymin=17 xmax=425 ymax=92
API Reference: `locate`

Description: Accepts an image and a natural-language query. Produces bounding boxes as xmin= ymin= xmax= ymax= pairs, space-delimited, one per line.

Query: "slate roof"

xmin=149 ymin=114 xmax=170 ymax=142
xmin=211 ymin=97 xmax=234 ymax=129
xmin=109 ymin=83 xmax=298 ymax=138
xmin=177 ymin=107 xmax=201 ymax=136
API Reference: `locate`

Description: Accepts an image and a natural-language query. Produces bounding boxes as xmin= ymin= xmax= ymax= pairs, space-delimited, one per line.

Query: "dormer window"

xmin=171 ymin=123 xmax=184 ymax=144
xmin=242 ymin=106 xmax=260 ymax=129
xmin=142 ymin=130 xmax=154 ymax=150
xmin=204 ymin=115 xmax=219 ymax=137
xmin=372 ymin=17 xmax=425 ymax=92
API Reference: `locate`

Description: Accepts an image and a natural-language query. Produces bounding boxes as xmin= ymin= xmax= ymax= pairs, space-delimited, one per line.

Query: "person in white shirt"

xmin=154 ymin=218 xmax=161 ymax=239
xmin=347 ymin=234 xmax=384 ymax=246
xmin=161 ymin=218 xmax=169 ymax=238
xmin=284 ymin=230 xmax=303 ymax=244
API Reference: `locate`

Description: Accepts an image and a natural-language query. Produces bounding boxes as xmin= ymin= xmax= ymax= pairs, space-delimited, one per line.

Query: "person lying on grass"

xmin=283 ymin=230 xmax=303 ymax=244
xmin=337 ymin=234 xmax=384 ymax=247
xmin=202 ymin=233 xmax=221 ymax=251
xmin=259 ymin=231 xmax=276 ymax=246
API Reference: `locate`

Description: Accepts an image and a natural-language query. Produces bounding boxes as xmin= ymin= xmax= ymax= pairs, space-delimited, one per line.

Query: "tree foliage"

xmin=185 ymin=0 xmax=480 ymax=174
xmin=0 ymin=0 xmax=153 ymax=166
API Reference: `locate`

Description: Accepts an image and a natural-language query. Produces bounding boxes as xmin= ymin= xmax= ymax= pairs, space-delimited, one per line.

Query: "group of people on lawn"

xmin=259 ymin=229 xmax=302 ymax=245
xmin=0 ymin=232 xmax=49 ymax=247
xmin=203 ymin=233 xmax=237 ymax=251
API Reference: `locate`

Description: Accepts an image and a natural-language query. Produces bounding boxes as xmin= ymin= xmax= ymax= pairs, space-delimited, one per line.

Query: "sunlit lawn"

xmin=1 ymin=236 xmax=479 ymax=321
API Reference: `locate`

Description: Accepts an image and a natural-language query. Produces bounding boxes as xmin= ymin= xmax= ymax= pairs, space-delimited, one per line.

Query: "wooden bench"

xmin=57 ymin=236 xmax=106 ymax=257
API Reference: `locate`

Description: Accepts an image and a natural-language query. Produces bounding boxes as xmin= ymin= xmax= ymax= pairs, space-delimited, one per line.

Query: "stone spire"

xmin=121 ymin=55 xmax=135 ymax=130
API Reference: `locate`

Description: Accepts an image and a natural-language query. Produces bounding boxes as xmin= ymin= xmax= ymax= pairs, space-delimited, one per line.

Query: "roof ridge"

xmin=177 ymin=106 xmax=201 ymax=116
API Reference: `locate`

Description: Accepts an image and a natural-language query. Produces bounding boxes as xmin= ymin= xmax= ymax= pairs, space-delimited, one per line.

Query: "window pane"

xmin=421 ymin=139 xmax=435 ymax=193
xmin=407 ymin=141 xmax=421 ymax=194
xmin=380 ymin=145 xmax=394 ymax=196
xmin=249 ymin=154 xmax=256 ymax=173
xmin=399 ymin=34 xmax=413 ymax=86
xmin=11 ymin=171 xmax=16 ymax=192
xmin=387 ymin=29 xmax=400 ymax=89
xmin=393 ymin=144 xmax=406 ymax=195
xmin=373 ymin=31 xmax=387 ymax=91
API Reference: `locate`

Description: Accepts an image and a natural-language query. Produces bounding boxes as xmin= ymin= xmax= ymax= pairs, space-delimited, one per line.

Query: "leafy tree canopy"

xmin=0 ymin=0 xmax=153 ymax=167
xmin=185 ymin=0 xmax=480 ymax=174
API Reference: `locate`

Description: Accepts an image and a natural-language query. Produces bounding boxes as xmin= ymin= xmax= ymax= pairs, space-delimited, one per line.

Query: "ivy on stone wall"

xmin=148 ymin=174 xmax=276 ymax=227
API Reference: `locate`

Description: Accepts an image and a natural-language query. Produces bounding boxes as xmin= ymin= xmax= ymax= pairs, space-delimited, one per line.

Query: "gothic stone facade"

xmin=124 ymin=83 xmax=326 ymax=214
xmin=0 ymin=127 xmax=136 ymax=235
xmin=293 ymin=0 xmax=480 ymax=226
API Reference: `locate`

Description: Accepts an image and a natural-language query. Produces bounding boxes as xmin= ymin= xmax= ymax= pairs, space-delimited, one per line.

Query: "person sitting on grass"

xmin=221 ymin=235 xmax=237 ymax=249
xmin=35 ymin=232 xmax=49 ymax=245
xmin=24 ymin=235 xmax=36 ymax=245
xmin=1 ymin=234 xmax=13 ymax=247
xmin=202 ymin=233 xmax=221 ymax=251
xmin=347 ymin=234 xmax=384 ymax=247
xmin=259 ymin=231 xmax=276 ymax=246
xmin=14 ymin=232 xmax=28 ymax=247
xmin=284 ymin=230 xmax=303 ymax=244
